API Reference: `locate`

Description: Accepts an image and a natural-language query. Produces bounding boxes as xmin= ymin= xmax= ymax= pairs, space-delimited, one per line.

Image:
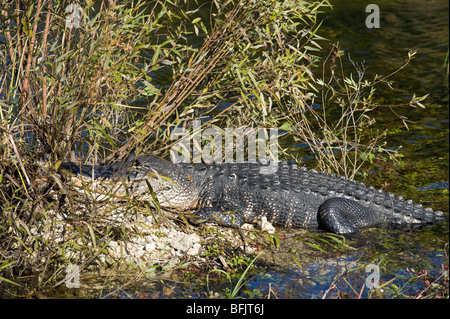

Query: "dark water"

xmin=318 ymin=0 xmax=449 ymax=157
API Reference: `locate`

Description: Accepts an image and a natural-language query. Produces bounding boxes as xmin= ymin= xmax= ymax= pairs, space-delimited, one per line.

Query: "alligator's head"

xmin=130 ymin=156 xmax=201 ymax=210
xmin=141 ymin=166 xmax=201 ymax=211
xmin=60 ymin=155 xmax=202 ymax=210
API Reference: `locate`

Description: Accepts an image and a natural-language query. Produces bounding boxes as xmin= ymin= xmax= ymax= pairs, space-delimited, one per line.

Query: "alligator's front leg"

xmin=317 ymin=198 xmax=381 ymax=235
xmin=193 ymin=207 xmax=246 ymax=228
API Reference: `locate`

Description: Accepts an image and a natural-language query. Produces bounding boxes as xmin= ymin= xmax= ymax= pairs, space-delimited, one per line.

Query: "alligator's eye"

xmin=164 ymin=186 xmax=171 ymax=191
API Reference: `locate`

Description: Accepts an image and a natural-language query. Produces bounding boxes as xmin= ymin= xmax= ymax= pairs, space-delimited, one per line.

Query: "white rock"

xmin=145 ymin=242 xmax=155 ymax=252
xmin=187 ymin=243 xmax=202 ymax=256
xmin=260 ymin=216 xmax=276 ymax=234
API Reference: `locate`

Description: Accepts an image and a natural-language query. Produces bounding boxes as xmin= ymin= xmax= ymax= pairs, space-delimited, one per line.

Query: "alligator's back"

xmin=183 ymin=161 xmax=444 ymax=231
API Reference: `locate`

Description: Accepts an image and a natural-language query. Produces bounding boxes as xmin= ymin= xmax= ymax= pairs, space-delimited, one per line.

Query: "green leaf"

xmin=152 ymin=46 xmax=160 ymax=66
xmin=0 ymin=275 xmax=21 ymax=287
xmin=87 ymin=224 xmax=97 ymax=250
xmin=279 ymin=122 xmax=293 ymax=131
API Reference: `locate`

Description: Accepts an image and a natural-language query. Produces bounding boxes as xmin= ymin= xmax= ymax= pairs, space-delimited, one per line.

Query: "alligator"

xmin=59 ymin=155 xmax=445 ymax=235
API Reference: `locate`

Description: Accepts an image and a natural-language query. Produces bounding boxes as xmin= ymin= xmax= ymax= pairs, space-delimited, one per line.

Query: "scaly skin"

xmin=59 ymin=155 xmax=445 ymax=235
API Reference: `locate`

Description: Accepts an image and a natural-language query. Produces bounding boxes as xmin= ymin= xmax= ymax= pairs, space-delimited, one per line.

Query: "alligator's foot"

xmin=318 ymin=198 xmax=381 ymax=236
xmin=193 ymin=207 xmax=245 ymax=228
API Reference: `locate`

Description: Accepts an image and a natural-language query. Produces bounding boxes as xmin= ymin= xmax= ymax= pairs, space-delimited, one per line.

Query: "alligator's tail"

xmin=380 ymin=193 xmax=445 ymax=230
xmin=300 ymin=168 xmax=446 ymax=231
xmin=351 ymin=185 xmax=446 ymax=230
